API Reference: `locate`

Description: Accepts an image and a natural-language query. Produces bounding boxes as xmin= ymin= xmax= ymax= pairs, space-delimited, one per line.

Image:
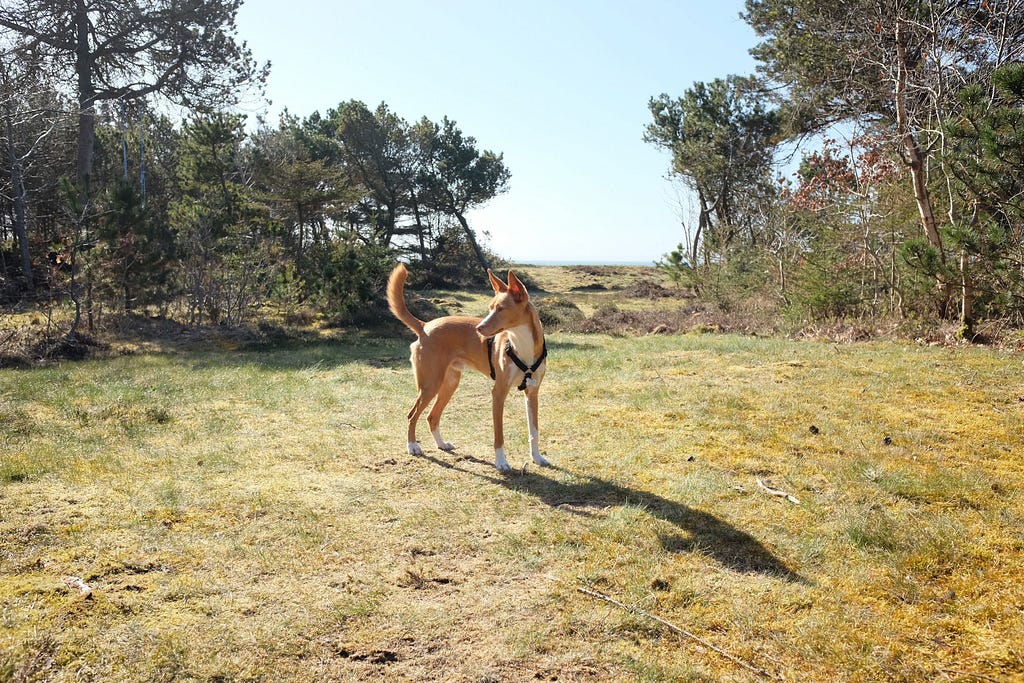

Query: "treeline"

xmin=3 ymin=1 xmax=1024 ymax=340
xmin=1 ymin=0 xmax=506 ymax=334
xmin=1 ymin=97 xmax=508 ymax=327
xmin=646 ymin=1 xmax=1024 ymax=337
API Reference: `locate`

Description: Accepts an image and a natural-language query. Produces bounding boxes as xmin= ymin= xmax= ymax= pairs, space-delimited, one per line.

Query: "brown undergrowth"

xmin=5 ymin=266 xmax=1024 ymax=368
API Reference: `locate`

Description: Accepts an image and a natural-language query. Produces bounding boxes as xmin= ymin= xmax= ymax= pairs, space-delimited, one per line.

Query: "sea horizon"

xmin=510 ymin=259 xmax=656 ymax=267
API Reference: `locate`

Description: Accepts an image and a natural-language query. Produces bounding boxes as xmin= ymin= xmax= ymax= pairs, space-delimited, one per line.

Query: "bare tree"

xmin=0 ymin=0 xmax=268 ymax=203
xmin=0 ymin=48 xmax=66 ymax=292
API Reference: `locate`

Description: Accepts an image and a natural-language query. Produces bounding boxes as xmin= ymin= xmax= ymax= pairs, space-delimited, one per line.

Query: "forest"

xmin=2 ymin=0 xmax=1024 ymax=352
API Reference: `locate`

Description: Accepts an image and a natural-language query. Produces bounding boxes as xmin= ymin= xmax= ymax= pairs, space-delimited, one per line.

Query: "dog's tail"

xmin=387 ymin=263 xmax=426 ymax=338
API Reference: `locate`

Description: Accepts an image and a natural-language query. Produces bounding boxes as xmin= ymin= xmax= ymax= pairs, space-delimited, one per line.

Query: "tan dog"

xmin=387 ymin=263 xmax=549 ymax=471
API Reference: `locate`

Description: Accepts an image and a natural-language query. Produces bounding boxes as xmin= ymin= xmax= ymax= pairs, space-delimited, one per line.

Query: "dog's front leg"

xmin=524 ymin=386 xmax=548 ymax=466
xmin=491 ymin=382 xmax=512 ymax=471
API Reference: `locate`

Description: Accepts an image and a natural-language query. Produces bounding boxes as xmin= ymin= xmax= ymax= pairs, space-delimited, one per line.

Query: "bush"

xmin=311 ymin=243 xmax=393 ymax=323
xmin=786 ymin=265 xmax=862 ymax=320
xmin=696 ymin=248 xmax=775 ymax=312
xmin=536 ymin=297 xmax=585 ymax=329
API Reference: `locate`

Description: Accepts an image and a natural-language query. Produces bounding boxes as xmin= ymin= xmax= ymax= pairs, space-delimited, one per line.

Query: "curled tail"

xmin=387 ymin=263 xmax=426 ymax=338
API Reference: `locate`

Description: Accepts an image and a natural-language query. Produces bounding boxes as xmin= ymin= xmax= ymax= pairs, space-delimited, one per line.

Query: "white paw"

xmin=494 ymin=448 xmax=511 ymax=472
xmin=532 ymin=452 xmax=550 ymax=467
xmin=432 ymin=431 xmax=455 ymax=452
xmin=408 ymin=442 xmax=424 ymax=456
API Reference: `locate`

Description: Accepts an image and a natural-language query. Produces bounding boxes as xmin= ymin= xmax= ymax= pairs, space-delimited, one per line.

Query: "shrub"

xmin=536 ymin=297 xmax=585 ymax=329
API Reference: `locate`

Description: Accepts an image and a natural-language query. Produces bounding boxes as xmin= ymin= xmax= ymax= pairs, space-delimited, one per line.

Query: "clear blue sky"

xmin=235 ymin=1 xmax=760 ymax=264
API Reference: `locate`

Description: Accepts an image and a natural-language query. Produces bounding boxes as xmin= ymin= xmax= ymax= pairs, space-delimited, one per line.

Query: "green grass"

xmin=2 ymin=290 xmax=1024 ymax=680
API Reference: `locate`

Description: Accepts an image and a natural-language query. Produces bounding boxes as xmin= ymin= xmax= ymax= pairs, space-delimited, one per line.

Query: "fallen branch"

xmin=756 ymin=477 xmax=801 ymax=505
xmin=576 ymin=585 xmax=776 ymax=680
xmin=939 ymin=669 xmax=1003 ymax=683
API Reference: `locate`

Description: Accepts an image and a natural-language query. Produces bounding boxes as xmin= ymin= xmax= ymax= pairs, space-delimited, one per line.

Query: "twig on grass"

xmin=756 ymin=477 xmax=801 ymax=505
xmin=939 ymin=669 xmax=1003 ymax=683
xmin=575 ymin=585 xmax=777 ymax=681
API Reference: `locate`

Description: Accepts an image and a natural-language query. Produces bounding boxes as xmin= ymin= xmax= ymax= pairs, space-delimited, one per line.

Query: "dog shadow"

xmin=417 ymin=453 xmax=808 ymax=583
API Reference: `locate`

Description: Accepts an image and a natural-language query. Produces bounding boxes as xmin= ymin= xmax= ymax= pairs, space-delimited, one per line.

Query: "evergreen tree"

xmin=170 ymin=114 xmax=272 ymax=325
xmin=943 ymin=64 xmax=1024 ymax=330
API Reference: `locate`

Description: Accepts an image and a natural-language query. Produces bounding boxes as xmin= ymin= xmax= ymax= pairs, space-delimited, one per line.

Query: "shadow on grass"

xmin=175 ymin=332 xmax=412 ymax=372
xmin=195 ymin=336 xmax=597 ymax=373
xmin=417 ymin=453 xmax=808 ymax=583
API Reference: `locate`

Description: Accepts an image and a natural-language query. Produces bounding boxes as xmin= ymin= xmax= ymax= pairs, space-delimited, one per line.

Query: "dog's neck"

xmin=504 ymin=306 xmax=544 ymax=365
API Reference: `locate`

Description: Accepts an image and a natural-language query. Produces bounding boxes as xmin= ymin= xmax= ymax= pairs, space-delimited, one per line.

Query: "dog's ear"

xmin=487 ymin=269 xmax=508 ymax=294
xmin=507 ymin=271 xmax=527 ymax=301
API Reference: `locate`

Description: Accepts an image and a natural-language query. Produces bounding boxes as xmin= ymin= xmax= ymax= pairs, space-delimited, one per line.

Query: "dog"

xmin=387 ymin=262 xmax=549 ymax=471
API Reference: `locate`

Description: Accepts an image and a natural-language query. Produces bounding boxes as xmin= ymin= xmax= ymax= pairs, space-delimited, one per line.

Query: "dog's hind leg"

xmin=427 ymin=367 xmax=461 ymax=452
xmin=406 ymin=340 xmax=444 ymax=456
xmin=407 ymin=361 xmax=444 ymax=456
xmin=406 ymin=390 xmax=434 ymax=456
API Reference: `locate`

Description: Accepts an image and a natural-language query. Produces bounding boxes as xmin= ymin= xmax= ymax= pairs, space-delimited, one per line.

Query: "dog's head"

xmin=476 ymin=270 xmax=530 ymax=337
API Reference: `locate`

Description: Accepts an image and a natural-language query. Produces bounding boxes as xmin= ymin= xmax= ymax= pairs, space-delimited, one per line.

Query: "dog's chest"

xmin=504 ymin=325 xmax=539 ymax=366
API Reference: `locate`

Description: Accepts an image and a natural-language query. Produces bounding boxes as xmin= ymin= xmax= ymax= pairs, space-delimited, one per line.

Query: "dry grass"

xmin=2 ymin=269 xmax=1024 ymax=682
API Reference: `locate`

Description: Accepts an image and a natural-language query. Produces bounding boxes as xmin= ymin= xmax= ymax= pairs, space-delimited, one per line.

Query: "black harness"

xmin=487 ymin=337 xmax=548 ymax=391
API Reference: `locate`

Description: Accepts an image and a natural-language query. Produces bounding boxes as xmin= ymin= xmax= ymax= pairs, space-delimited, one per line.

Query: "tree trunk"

xmin=68 ymin=238 xmax=83 ymax=338
xmin=454 ymin=210 xmax=490 ymax=272
xmin=894 ymin=20 xmax=944 ymax=256
xmin=895 ymin=19 xmax=952 ymax=318
xmin=696 ymin=187 xmax=713 ymax=268
xmin=74 ymin=0 xmax=96 ymax=201
xmin=4 ymin=103 xmax=32 ymax=289
xmin=959 ymin=249 xmax=975 ymax=338
xmin=296 ymin=202 xmax=306 ymax=277
xmin=902 ymin=136 xmax=943 ymax=253
xmin=71 ymin=1 xmax=95 ymax=335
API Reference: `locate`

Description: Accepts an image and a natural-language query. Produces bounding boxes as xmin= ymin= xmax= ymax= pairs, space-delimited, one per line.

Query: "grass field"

xmin=2 ymin=268 xmax=1024 ymax=682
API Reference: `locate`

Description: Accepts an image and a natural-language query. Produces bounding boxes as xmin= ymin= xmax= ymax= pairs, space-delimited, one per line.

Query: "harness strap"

xmin=487 ymin=337 xmax=496 ymax=380
xmin=486 ymin=336 xmax=548 ymax=390
xmin=506 ymin=340 xmax=547 ymax=391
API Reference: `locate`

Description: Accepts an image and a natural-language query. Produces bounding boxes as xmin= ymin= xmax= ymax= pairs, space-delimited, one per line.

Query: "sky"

xmin=235 ymin=1 xmax=761 ymax=264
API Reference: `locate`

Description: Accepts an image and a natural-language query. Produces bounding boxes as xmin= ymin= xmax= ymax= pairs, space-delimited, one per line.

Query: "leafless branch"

xmin=756 ymin=477 xmax=801 ymax=505
xmin=576 ymin=585 xmax=778 ymax=680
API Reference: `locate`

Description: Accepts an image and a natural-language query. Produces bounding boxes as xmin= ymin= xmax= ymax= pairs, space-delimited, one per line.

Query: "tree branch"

xmin=576 ymin=585 xmax=778 ymax=680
